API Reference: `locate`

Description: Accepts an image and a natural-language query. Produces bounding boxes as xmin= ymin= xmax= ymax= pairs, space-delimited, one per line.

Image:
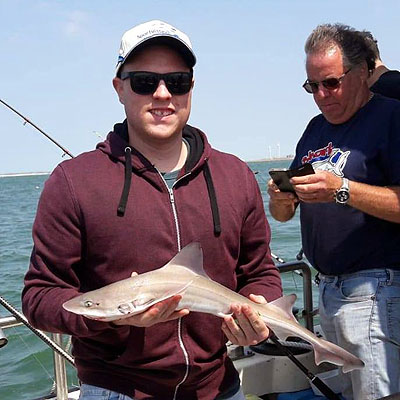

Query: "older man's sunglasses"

xmin=120 ymin=71 xmax=193 ymax=95
xmin=302 ymin=69 xmax=352 ymax=94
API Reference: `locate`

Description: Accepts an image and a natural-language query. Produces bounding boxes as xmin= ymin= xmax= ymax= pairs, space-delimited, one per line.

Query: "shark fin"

xmin=269 ymin=294 xmax=298 ymax=323
xmin=162 ymin=242 xmax=211 ymax=279
xmin=313 ymin=337 xmax=365 ymax=372
xmin=217 ymin=311 xmax=233 ymax=318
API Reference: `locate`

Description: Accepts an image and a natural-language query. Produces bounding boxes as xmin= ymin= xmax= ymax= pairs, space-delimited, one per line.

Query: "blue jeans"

xmin=78 ymin=384 xmax=246 ymax=400
xmin=79 ymin=384 xmax=134 ymax=399
xmin=319 ymin=269 xmax=400 ymax=400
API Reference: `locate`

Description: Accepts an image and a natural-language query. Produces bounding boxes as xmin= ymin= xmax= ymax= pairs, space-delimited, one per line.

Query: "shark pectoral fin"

xmin=153 ymin=279 xmax=195 ymax=304
xmin=269 ymin=294 xmax=298 ymax=323
xmin=217 ymin=312 xmax=233 ymax=318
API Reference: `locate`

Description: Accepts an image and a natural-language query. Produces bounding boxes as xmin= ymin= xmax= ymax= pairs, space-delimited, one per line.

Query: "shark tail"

xmin=260 ymin=294 xmax=364 ymax=373
xmin=313 ymin=337 xmax=365 ymax=373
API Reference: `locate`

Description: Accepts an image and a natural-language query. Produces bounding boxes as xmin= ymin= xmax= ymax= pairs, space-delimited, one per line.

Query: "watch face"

xmin=336 ymin=189 xmax=350 ymax=204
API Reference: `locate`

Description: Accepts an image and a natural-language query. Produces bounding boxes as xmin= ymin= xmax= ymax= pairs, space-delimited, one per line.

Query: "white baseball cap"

xmin=115 ymin=20 xmax=196 ymax=76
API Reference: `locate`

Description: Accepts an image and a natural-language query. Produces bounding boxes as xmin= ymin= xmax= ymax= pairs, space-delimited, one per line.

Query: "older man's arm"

xmin=292 ymin=171 xmax=400 ymax=224
xmin=267 ymin=179 xmax=299 ymax=222
xmin=347 ymin=181 xmax=400 ymax=223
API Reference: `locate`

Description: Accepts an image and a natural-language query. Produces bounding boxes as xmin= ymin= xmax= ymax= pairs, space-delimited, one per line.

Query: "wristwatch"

xmin=335 ymin=177 xmax=350 ymax=204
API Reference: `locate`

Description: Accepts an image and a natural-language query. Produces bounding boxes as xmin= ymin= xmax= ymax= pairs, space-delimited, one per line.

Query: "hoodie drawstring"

xmin=117 ymin=149 xmax=221 ymax=236
xmin=117 ymin=147 xmax=132 ymax=217
xmin=203 ymin=160 xmax=221 ymax=236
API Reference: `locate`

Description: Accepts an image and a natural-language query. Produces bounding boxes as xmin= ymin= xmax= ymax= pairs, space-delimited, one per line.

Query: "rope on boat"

xmin=277 ymin=339 xmax=313 ymax=351
xmin=0 ymin=296 xmax=75 ymax=366
xmin=251 ymin=337 xmax=314 ymax=357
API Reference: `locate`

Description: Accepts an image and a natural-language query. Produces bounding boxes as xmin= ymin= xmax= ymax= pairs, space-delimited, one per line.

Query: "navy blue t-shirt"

xmin=371 ymin=70 xmax=400 ymax=101
xmin=291 ymin=94 xmax=400 ymax=275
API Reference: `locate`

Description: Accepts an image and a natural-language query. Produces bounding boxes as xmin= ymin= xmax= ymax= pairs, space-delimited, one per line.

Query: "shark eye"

xmin=84 ymin=300 xmax=94 ymax=308
xmin=118 ymin=303 xmax=132 ymax=314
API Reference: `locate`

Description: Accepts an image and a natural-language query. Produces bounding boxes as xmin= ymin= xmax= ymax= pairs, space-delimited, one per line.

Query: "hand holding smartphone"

xmin=269 ymin=163 xmax=314 ymax=193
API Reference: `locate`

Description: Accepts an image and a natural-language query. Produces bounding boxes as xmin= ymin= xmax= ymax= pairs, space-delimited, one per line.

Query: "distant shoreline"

xmin=247 ymin=156 xmax=294 ymax=163
xmin=0 ymin=172 xmax=50 ymax=178
xmin=0 ymin=157 xmax=294 ymax=176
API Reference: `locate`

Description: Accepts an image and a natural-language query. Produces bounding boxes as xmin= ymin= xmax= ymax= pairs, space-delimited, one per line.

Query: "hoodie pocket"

xmin=74 ymin=326 xmax=131 ymax=362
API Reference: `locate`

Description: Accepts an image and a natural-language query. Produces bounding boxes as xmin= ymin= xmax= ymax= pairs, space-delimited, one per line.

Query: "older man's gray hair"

xmin=305 ymin=23 xmax=376 ymax=72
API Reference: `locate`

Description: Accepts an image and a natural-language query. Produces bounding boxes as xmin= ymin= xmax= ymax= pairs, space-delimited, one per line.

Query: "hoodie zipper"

xmin=157 ymin=170 xmax=192 ymax=400
xmin=168 ymin=188 xmax=181 ymax=251
xmin=158 ymin=170 xmax=191 ymax=251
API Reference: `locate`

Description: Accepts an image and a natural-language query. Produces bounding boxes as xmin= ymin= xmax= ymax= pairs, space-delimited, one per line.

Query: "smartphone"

xmin=269 ymin=163 xmax=315 ymax=193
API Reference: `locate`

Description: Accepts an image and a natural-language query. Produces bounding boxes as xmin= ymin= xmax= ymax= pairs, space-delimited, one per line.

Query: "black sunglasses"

xmin=120 ymin=71 xmax=193 ymax=95
xmin=302 ymin=69 xmax=352 ymax=94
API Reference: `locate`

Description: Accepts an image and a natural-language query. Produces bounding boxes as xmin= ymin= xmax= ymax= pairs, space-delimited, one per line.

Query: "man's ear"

xmin=359 ymin=61 xmax=369 ymax=82
xmin=113 ymin=77 xmax=124 ymax=104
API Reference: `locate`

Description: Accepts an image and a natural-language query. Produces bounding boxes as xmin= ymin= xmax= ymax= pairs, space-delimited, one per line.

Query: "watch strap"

xmin=335 ymin=177 xmax=350 ymax=204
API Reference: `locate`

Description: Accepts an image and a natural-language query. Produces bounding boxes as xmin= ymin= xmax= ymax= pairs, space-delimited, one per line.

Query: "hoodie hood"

xmin=96 ymin=120 xmax=211 ymax=174
xmin=95 ymin=121 xmax=221 ymax=234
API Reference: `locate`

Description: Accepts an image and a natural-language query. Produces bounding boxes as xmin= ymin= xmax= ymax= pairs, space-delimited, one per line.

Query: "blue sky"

xmin=1 ymin=0 xmax=399 ymax=174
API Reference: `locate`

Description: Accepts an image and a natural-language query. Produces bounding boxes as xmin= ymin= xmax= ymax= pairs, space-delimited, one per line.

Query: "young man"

xmin=268 ymin=23 xmax=400 ymax=400
xmin=22 ymin=20 xmax=282 ymax=400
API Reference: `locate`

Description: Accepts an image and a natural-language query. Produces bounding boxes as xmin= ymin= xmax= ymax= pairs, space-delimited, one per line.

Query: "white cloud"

xmin=63 ymin=10 xmax=89 ymax=37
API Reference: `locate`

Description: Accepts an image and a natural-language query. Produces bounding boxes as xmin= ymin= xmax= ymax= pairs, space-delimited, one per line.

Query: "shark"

xmin=63 ymin=242 xmax=364 ymax=373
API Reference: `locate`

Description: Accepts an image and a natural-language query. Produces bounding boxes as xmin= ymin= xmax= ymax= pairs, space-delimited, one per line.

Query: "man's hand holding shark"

xmin=111 ymin=271 xmax=189 ymax=328
xmin=112 ymin=294 xmax=190 ymax=328
xmin=112 ymin=293 xmax=270 ymax=346
xmin=113 ymin=270 xmax=269 ymax=345
xmin=222 ymin=294 xmax=270 ymax=346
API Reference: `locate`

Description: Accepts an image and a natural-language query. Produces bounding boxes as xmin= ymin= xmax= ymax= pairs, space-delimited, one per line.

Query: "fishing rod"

xmin=269 ymin=334 xmax=341 ymax=400
xmin=0 ymin=295 xmax=75 ymax=366
xmin=271 ymin=252 xmax=318 ymax=288
xmin=296 ymin=248 xmax=304 ymax=261
xmin=268 ymin=254 xmax=339 ymax=397
xmin=0 ymin=98 xmax=75 ymax=159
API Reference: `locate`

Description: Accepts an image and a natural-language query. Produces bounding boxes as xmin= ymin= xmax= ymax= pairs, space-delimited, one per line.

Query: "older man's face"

xmin=305 ymin=46 xmax=368 ymax=124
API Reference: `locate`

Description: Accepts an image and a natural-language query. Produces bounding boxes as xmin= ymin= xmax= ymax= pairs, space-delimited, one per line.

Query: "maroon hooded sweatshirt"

xmin=22 ymin=121 xmax=282 ymax=399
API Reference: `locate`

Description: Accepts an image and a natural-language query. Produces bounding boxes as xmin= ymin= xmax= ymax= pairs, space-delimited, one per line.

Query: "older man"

xmin=269 ymin=23 xmax=400 ymax=400
xmin=22 ymin=20 xmax=282 ymax=400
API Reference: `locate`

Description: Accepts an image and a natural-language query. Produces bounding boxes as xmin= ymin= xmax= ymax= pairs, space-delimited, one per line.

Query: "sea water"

xmin=0 ymin=159 xmax=316 ymax=400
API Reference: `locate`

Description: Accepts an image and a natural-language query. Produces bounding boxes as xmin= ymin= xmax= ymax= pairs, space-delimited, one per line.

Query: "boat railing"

xmin=276 ymin=260 xmax=316 ymax=332
xmin=0 ymin=259 xmax=317 ymax=400
xmin=0 ymin=295 xmax=75 ymax=400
